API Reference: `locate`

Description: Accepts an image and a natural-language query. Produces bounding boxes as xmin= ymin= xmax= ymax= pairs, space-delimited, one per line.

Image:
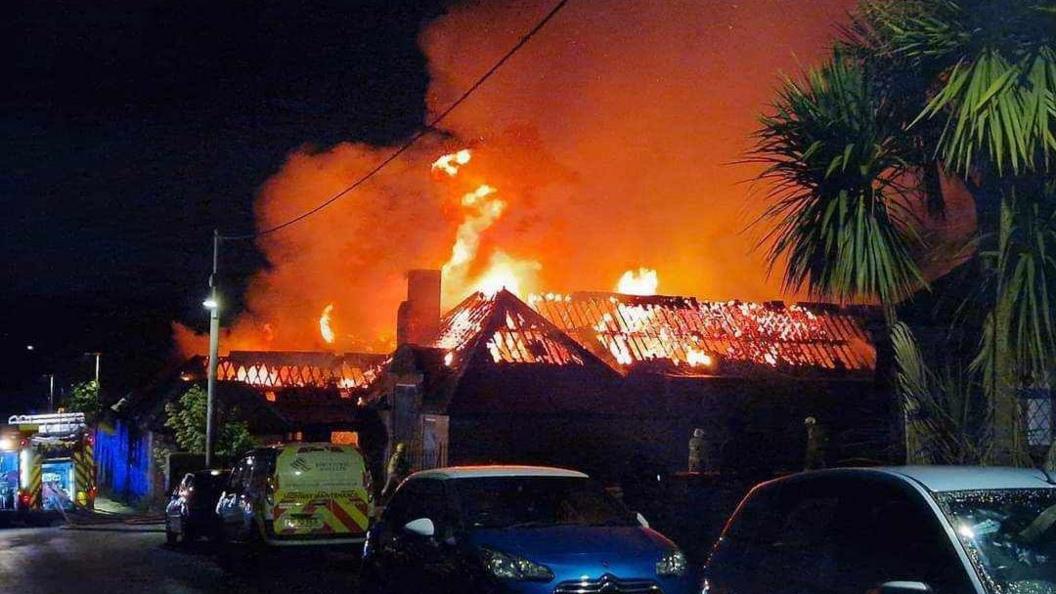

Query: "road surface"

xmin=0 ymin=522 xmax=361 ymax=593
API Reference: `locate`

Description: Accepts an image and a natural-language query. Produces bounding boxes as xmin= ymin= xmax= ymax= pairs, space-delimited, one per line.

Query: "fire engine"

xmin=0 ymin=413 xmax=96 ymax=511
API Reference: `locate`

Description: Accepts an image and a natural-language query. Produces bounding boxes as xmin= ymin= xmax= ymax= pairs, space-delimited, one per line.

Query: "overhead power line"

xmin=221 ymin=0 xmax=571 ymax=241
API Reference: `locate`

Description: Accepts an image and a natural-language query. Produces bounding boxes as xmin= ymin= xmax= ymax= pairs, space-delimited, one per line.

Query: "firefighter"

xmin=381 ymin=442 xmax=411 ymax=502
xmin=804 ymin=416 xmax=828 ymax=470
xmin=688 ymin=428 xmax=706 ymax=473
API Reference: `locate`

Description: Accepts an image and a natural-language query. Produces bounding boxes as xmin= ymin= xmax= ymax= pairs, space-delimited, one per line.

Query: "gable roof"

xmin=434 ymin=290 xmax=616 ymax=372
xmin=529 ymin=292 xmax=878 ymax=376
xmin=420 ymin=290 xmax=621 ymax=414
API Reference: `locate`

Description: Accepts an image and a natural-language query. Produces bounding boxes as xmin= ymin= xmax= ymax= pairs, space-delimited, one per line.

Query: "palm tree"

xmin=751 ymin=0 xmax=1056 ymax=465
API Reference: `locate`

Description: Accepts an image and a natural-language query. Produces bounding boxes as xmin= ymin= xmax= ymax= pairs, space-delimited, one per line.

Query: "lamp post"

xmin=204 ymin=229 xmax=221 ymax=468
xmin=45 ymin=374 xmax=55 ymax=413
xmin=85 ymin=352 xmax=101 ymax=387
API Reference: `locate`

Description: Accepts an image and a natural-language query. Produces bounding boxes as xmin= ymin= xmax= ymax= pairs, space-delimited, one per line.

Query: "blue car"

xmin=361 ymin=465 xmax=694 ymax=594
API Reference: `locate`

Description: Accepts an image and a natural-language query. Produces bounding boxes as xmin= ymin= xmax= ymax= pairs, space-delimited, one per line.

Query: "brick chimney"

xmin=396 ymin=269 xmax=441 ymax=346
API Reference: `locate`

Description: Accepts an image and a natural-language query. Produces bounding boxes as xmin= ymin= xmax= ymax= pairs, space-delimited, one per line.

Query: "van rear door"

xmin=271 ymin=445 xmax=372 ymax=540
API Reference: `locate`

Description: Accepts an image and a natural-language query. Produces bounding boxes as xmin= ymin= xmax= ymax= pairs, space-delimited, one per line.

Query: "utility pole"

xmin=47 ymin=374 xmax=55 ymax=412
xmin=204 ymin=229 xmax=221 ymax=467
xmin=86 ymin=352 xmax=102 ymax=387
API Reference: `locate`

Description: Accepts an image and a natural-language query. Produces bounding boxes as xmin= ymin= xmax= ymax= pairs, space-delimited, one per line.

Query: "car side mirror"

xmin=636 ymin=512 xmax=650 ymax=529
xmin=867 ymin=582 xmax=932 ymax=594
xmin=403 ymin=517 xmax=435 ymax=538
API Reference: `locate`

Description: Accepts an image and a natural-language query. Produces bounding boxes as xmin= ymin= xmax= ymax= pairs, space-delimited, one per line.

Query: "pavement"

xmin=0 ymin=503 xmax=362 ymax=593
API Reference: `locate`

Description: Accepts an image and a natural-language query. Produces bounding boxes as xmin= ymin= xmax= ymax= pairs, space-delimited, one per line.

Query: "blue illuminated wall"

xmin=95 ymin=419 xmax=152 ymax=501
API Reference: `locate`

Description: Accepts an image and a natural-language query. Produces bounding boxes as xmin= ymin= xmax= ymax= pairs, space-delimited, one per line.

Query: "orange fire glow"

xmin=173 ymin=0 xmax=857 ymax=359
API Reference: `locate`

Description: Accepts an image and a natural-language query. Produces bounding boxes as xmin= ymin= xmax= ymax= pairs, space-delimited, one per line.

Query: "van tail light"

xmin=265 ymin=476 xmax=276 ymax=507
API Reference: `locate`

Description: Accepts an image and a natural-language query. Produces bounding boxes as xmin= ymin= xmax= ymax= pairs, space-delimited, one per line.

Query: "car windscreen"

xmin=450 ymin=476 xmax=637 ymax=529
xmin=937 ymin=488 xmax=1056 ymax=594
xmin=193 ymin=472 xmax=230 ymax=493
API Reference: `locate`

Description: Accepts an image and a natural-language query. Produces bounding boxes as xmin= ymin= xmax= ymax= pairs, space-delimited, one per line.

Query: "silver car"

xmin=704 ymin=466 xmax=1056 ymax=594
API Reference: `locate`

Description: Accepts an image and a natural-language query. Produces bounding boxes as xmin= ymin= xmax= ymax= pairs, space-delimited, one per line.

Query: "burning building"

xmin=116 ymin=270 xmax=895 ymax=502
xmin=369 ymin=273 xmax=896 ymax=484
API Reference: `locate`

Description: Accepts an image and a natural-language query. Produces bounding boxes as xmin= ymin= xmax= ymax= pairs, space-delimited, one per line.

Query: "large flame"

xmin=616 ymin=268 xmax=659 ymax=296
xmin=437 ymin=148 xmax=541 ymax=300
xmin=319 ymin=303 xmax=336 ymax=344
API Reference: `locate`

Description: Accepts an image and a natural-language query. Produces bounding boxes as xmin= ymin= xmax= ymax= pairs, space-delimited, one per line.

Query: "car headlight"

xmin=656 ymin=549 xmax=687 ymax=577
xmin=480 ymin=547 xmax=554 ymax=581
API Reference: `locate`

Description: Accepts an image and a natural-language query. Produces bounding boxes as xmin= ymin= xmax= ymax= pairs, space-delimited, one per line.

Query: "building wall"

xmin=441 ymin=374 xmax=898 ymax=484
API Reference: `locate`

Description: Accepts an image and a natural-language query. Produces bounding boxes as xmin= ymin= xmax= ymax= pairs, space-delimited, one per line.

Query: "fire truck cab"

xmin=0 ymin=413 xmax=96 ymax=511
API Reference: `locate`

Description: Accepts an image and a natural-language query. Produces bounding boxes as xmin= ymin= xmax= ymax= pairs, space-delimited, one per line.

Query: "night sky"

xmin=1 ymin=0 xmax=444 ymax=414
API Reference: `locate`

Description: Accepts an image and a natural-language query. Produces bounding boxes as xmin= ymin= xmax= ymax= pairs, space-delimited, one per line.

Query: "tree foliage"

xmin=164 ymin=385 xmax=256 ymax=459
xmin=752 ymin=0 xmax=1056 ymax=465
xmin=750 ymin=53 xmax=925 ymax=303
xmin=65 ymin=380 xmax=102 ymax=423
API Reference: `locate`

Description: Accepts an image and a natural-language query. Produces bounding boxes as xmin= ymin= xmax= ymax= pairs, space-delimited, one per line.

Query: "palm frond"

xmin=857 ymin=0 xmax=1056 ymax=175
xmin=972 ymin=179 xmax=1056 ymax=386
xmin=750 ymin=54 xmax=925 ymax=304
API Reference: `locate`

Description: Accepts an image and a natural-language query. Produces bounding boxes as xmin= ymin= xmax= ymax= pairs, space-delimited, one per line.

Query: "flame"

xmin=319 ymin=303 xmax=336 ymax=344
xmin=431 ymin=148 xmax=472 ymax=176
xmin=437 ymin=149 xmax=540 ymax=300
xmin=616 ymin=268 xmax=659 ymax=296
xmin=475 ymin=252 xmax=541 ymax=297
xmin=686 ymin=348 xmax=713 ymax=368
xmin=444 ymin=351 xmax=454 ymax=366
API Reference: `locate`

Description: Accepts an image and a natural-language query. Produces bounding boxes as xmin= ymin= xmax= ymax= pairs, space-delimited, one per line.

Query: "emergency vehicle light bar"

xmin=8 ymin=413 xmax=86 ymax=437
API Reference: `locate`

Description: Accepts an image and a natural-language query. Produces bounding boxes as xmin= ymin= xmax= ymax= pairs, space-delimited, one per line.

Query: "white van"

xmin=217 ymin=443 xmax=374 ymax=546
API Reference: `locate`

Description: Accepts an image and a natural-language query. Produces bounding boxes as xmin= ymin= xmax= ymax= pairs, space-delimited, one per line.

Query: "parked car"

xmin=704 ymin=466 xmax=1056 ymax=594
xmin=216 ymin=443 xmax=373 ymax=547
xmin=165 ymin=468 xmax=230 ymax=545
xmin=360 ymin=465 xmax=695 ymax=594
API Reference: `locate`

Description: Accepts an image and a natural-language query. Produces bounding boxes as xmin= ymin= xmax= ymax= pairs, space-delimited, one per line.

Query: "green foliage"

xmin=65 ymin=380 xmax=101 ymax=423
xmin=164 ymin=385 xmax=256 ymax=459
xmin=754 ymin=0 xmax=1056 ymax=465
xmin=972 ymin=180 xmax=1056 ymax=386
xmin=893 ymin=321 xmax=982 ymax=463
xmin=750 ymin=53 xmax=925 ymax=304
xmin=856 ymin=0 xmax=1056 ymax=175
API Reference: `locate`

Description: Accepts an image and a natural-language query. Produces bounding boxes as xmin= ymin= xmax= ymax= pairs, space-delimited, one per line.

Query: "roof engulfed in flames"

xmin=212 ymin=351 xmax=386 ymax=390
xmin=529 ymin=292 xmax=876 ymax=374
xmin=434 ymin=290 xmax=592 ymax=368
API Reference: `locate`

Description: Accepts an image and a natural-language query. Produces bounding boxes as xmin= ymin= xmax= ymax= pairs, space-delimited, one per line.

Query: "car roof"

xmin=774 ymin=466 xmax=1056 ymax=493
xmin=878 ymin=466 xmax=1056 ymax=492
xmin=408 ymin=465 xmax=589 ymax=480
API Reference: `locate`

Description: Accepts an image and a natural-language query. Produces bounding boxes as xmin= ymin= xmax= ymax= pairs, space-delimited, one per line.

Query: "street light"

xmin=204 ymin=229 xmax=221 ymax=468
xmin=85 ymin=352 xmax=102 ymax=387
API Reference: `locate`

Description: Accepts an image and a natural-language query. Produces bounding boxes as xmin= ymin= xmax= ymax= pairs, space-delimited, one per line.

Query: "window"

xmin=724 ymin=477 xmax=974 ymax=594
xmin=1023 ymin=388 xmax=1053 ymax=447
xmin=330 ymin=431 xmax=358 ymax=446
xmin=450 ymin=476 xmax=636 ymax=529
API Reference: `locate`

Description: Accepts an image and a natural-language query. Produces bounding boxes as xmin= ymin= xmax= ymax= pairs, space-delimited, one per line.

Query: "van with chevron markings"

xmin=217 ymin=443 xmax=374 ymax=546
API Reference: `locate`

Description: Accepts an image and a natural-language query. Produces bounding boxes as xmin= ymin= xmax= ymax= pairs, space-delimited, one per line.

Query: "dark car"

xmin=703 ymin=466 xmax=1056 ymax=594
xmin=361 ymin=465 xmax=695 ymax=594
xmin=165 ymin=469 xmax=231 ymax=545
